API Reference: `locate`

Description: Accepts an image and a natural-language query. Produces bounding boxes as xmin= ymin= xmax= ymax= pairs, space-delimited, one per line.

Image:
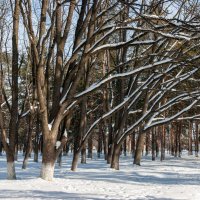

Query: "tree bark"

xmin=81 ymin=143 xmax=86 ymax=164
xmin=134 ymin=132 xmax=145 ymax=165
xmin=188 ymin=121 xmax=193 ymax=155
xmin=152 ymin=128 xmax=156 ymax=161
xmin=40 ymin=137 xmax=56 ymax=181
xmin=111 ymin=144 xmax=121 ymax=170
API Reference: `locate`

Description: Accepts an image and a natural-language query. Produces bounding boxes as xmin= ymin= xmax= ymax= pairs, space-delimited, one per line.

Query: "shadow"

xmin=136 ymin=197 xmax=184 ymax=200
xmin=0 ymin=190 xmax=109 ymax=200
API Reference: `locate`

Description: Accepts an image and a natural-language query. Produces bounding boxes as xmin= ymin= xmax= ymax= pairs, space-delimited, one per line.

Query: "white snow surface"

xmin=0 ymin=151 xmax=200 ymax=199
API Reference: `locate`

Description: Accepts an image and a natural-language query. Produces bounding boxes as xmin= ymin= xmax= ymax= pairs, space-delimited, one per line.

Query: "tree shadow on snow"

xmin=0 ymin=190 xmax=109 ymax=200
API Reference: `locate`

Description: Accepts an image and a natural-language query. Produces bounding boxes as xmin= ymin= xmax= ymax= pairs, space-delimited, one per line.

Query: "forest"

xmin=0 ymin=0 xmax=200 ymax=184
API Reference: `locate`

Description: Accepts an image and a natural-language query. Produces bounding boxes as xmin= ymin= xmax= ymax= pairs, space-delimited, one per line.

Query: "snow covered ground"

xmin=0 ymin=151 xmax=200 ymax=200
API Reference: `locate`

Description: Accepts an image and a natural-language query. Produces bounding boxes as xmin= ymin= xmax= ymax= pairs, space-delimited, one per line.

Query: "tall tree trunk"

xmin=131 ymin=131 xmax=136 ymax=158
xmin=102 ymin=126 xmax=108 ymax=160
xmin=160 ymin=125 xmax=166 ymax=161
xmin=22 ymin=114 xmax=34 ymax=169
xmin=174 ymin=123 xmax=178 ymax=157
xmin=5 ymin=0 xmax=20 ymax=180
xmin=110 ymin=143 xmax=121 ymax=170
xmin=178 ymin=122 xmax=182 ymax=157
xmin=81 ymin=143 xmax=86 ymax=164
xmin=107 ymin=125 xmax=113 ymax=164
xmin=34 ymin=112 xmax=40 ymax=162
xmin=156 ymin=130 xmax=159 ymax=157
xmin=188 ymin=121 xmax=193 ymax=155
xmin=88 ymin=136 xmax=93 ymax=159
xmin=123 ymin=137 xmax=127 ymax=156
xmin=40 ymin=136 xmax=56 ymax=181
xmin=71 ymin=149 xmax=80 ymax=171
xmin=134 ymin=132 xmax=145 ymax=165
xmin=98 ymin=129 xmax=103 ymax=158
xmin=145 ymin=132 xmax=150 ymax=156
xmin=152 ymin=128 xmax=156 ymax=161
xmin=170 ymin=125 xmax=175 ymax=156
xmin=195 ymin=122 xmax=199 ymax=157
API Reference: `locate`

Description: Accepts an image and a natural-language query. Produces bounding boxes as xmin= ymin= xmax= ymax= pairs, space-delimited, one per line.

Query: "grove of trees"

xmin=1 ymin=0 xmax=200 ymax=181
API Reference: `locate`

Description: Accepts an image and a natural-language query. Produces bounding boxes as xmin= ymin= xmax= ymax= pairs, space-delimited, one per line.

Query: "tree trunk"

xmin=131 ymin=132 xmax=136 ymax=158
xmin=97 ymin=130 xmax=103 ymax=158
xmin=170 ymin=125 xmax=175 ymax=156
xmin=188 ymin=122 xmax=193 ymax=155
xmin=145 ymin=132 xmax=149 ymax=156
xmin=174 ymin=123 xmax=178 ymax=157
xmin=102 ymin=125 xmax=108 ymax=160
xmin=71 ymin=150 xmax=80 ymax=171
xmin=22 ymin=115 xmax=33 ymax=169
xmin=160 ymin=125 xmax=166 ymax=161
xmin=81 ymin=144 xmax=86 ymax=164
xmin=40 ymin=138 xmax=56 ymax=181
xmin=156 ymin=130 xmax=159 ymax=157
xmin=57 ymin=151 xmax=63 ymax=167
xmin=34 ymin=112 xmax=40 ymax=162
xmin=88 ymin=136 xmax=93 ymax=159
xmin=7 ymin=152 xmax=16 ymax=180
xmin=123 ymin=137 xmax=127 ymax=156
xmin=178 ymin=122 xmax=182 ymax=157
xmin=195 ymin=122 xmax=199 ymax=157
xmin=152 ymin=128 xmax=156 ymax=161
xmin=0 ymin=138 xmax=2 ymax=156
xmin=134 ymin=132 xmax=145 ymax=165
xmin=107 ymin=129 xmax=113 ymax=164
xmin=111 ymin=144 xmax=121 ymax=170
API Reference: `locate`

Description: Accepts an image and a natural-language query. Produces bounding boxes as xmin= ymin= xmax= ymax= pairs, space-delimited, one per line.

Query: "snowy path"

xmin=0 ymin=152 xmax=200 ymax=199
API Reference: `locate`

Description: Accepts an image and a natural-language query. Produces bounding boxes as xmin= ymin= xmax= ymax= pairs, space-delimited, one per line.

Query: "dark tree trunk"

xmin=88 ymin=136 xmax=93 ymax=159
xmin=0 ymin=137 xmax=2 ymax=156
xmin=145 ymin=132 xmax=150 ymax=156
xmin=195 ymin=122 xmax=199 ymax=157
xmin=111 ymin=144 xmax=121 ymax=170
xmin=131 ymin=132 xmax=136 ymax=158
xmin=160 ymin=125 xmax=166 ymax=161
xmin=174 ymin=123 xmax=178 ymax=157
xmin=71 ymin=149 xmax=80 ymax=171
xmin=81 ymin=144 xmax=86 ymax=164
xmin=57 ymin=151 xmax=63 ymax=167
xmin=123 ymin=137 xmax=127 ymax=156
xmin=34 ymin=111 xmax=40 ymax=162
xmin=178 ymin=122 xmax=182 ymax=157
xmin=40 ymin=136 xmax=56 ymax=181
xmin=102 ymin=125 xmax=108 ymax=160
xmin=107 ymin=127 xmax=113 ymax=164
xmin=188 ymin=121 xmax=193 ymax=155
xmin=170 ymin=125 xmax=175 ymax=156
xmin=22 ymin=114 xmax=34 ymax=169
xmin=156 ymin=130 xmax=159 ymax=157
xmin=152 ymin=128 xmax=156 ymax=161
xmin=134 ymin=132 xmax=145 ymax=165
xmin=98 ymin=130 xmax=103 ymax=158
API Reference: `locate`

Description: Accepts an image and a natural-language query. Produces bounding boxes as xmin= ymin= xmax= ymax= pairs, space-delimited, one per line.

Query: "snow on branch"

xmin=144 ymin=99 xmax=199 ymax=130
xmin=75 ymin=58 xmax=172 ymax=99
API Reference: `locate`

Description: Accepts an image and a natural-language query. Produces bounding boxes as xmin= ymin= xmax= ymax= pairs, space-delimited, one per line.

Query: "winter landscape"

xmin=1 ymin=0 xmax=200 ymax=199
xmin=1 ymin=151 xmax=200 ymax=200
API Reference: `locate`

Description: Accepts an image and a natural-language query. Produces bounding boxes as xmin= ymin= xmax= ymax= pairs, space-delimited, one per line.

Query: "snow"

xmin=60 ymin=83 xmax=72 ymax=105
xmin=63 ymin=130 xmax=67 ymax=138
xmin=21 ymin=110 xmax=30 ymax=117
xmin=48 ymin=124 xmax=52 ymax=131
xmin=91 ymin=40 xmax=155 ymax=54
xmin=55 ymin=141 xmax=61 ymax=149
xmin=1 ymin=152 xmax=200 ymax=199
xmin=76 ymin=58 xmax=172 ymax=98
